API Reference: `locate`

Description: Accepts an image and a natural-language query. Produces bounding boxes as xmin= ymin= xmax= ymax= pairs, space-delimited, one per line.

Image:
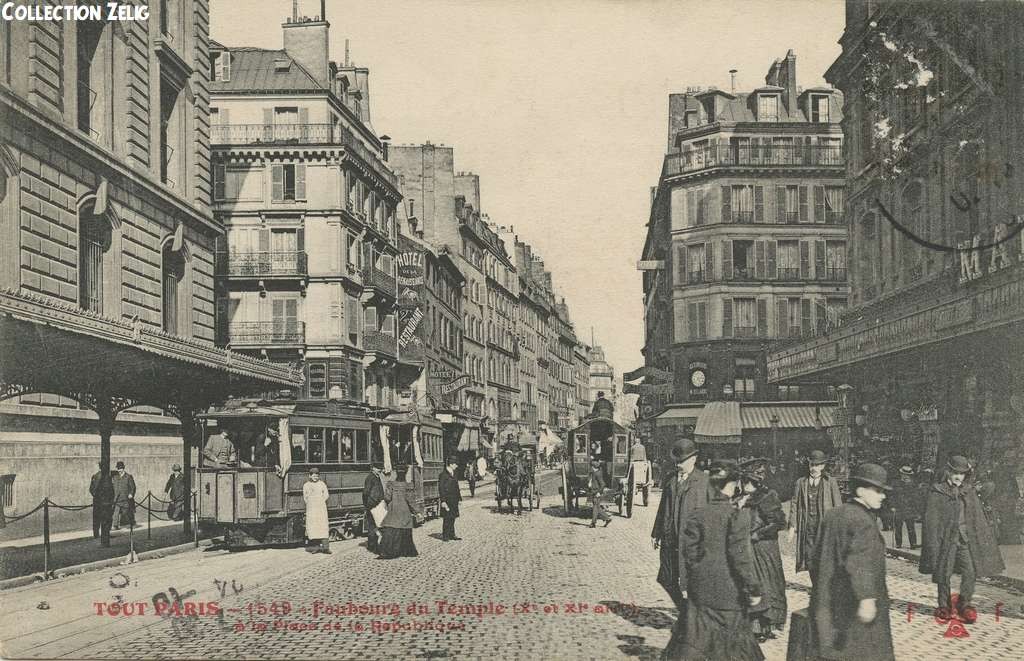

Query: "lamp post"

xmin=769 ymin=414 xmax=780 ymax=462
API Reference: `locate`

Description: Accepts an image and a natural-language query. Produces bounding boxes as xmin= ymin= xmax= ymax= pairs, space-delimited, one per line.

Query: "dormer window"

xmin=701 ymin=99 xmax=715 ymax=123
xmin=212 ymin=52 xmax=231 ymax=81
xmin=274 ymin=59 xmax=291 ymax=72
xmin=684 ymin=110 xmax=698 ymax=128
xmin=810 ymin=94 xmax=830 ymax=122
xmin=757 ymin=94 xmax=780 ymax=122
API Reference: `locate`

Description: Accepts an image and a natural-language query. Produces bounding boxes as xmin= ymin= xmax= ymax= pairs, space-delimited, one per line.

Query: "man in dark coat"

xmin=787 ymin=450 xmax=842 ymax=584
xmin=652 ymin=437 xmax=712 ymax=611
xmin=110 ymin=461 xmax=136 ymax=530
xmin=89 ymin=462 xmax=114 ymax=541
xmin=889 ymin=465 xmax=920 ymax=548
xmin=438 ymin=457 xmax=462 ymax=541
xmin=588 ymin=459 xmax=611 ymax=528
xmin=920 ymin=455 xmax=1005 ymax=621
xmin=363 ymin=467 xmax=388 ymax=552
xmin=811 ymin=463 xmax=895 ymax=661
xmin=163 ymin=464 xmax=186 ymax=521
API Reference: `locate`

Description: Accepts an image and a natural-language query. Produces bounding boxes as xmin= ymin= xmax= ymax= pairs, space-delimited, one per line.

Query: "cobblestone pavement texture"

xmin=2 ymin=480 xmax=1022 ymax=660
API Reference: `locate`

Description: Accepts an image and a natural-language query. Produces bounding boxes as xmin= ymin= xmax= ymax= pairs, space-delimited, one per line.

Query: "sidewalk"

xmin=883 ymin=522 xmax=1024 ymax=591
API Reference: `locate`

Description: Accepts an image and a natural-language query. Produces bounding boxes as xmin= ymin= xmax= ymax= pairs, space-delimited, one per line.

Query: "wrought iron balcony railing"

xmin=362 ymin=265 xmax=396 ymax=294
xmin=663 ymin=144 xmax=843 ymax=177
xmin=228 ymin=321 xmax=305 ymax=346
xmin=363 ymin=329 xmax=397 ymax=355
xmin=216 ymin=251 xmax=308 ymax=277
xmin=777 ymin=267 xmax=801 ymax=281
xmin=687 ymin=270 xmax=705 ymax=285
xmin=823 ymin=267 xmax=848 ymax=281
xmin=733 ymin=326 xmax=758 ymax=338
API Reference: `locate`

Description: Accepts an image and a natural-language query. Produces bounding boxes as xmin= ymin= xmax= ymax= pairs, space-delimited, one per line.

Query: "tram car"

xmin=196 ymin=397 xmax=443 ymax=547
xmin=558 ymin=401 xmax=651 ymax=518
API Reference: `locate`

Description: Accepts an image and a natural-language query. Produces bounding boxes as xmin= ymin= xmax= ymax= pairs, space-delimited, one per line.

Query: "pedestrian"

xmin=378 ymin=467 xmax=422 ymax=559
xmin=919 ymin=455 xmax=1005 ymax=622
xmin=110 ymin=461 xmax=136 ymax=530
xmin=465 ymin=458 xmax=477 ymax=498
xmin=663 ymin=460 xmax=763 ymax=661
xmin=630 ymin=437 xmax=648 ymax=462
xmin=652 ymin=437 xmax=712 ymax=612
xmin=889 ymin=465 xmax=920 ymax=549
xmin=89 ymin=462 xmax=114 ymax=541
xmin=362 ymin=466 xmax=388 ymax=553
xmin=739 ymin=458 xmax=788 ymax=642
xmin=810 ymin=463 xmax=894 ymax=661
xmin=162 ymin=464 xmax=186 ymax=521
xmin=787 ymin=450 xmax=841 ymax=585
xmin=588 ymin=458 xmax=612 ymax=528
xmin=303 ymin=467 xmax=331 ymax=554
xmin=439 ymin=456 xmax=463 ymax=541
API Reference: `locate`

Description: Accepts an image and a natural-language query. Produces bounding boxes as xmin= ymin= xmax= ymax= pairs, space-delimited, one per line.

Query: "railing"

xmin=733 ymin=326 xmax=757 ymax=338
xmin=780 ymin=211 xmax=800 ymax=225
xmin=823 ymin=267 xmax=847 ymax=281
xmin=362 ymin=265 xmax=396 ymax=294
xmin=228 ymin=321 xmax=305 ymax=346
xmin=727 ymin=211 xmax=755 ymax=224
xmin=777 ymin=267 xmax=801 ymax=281
xmin=687 ymin=270 xmax=705 ymax=285
xmin=363 ymin=329 xmax=397 ymax=355
xmin=663 ymin=144 xmax=843 ymax=177
xmin=216 ymin=251 xmax=308 ymax=277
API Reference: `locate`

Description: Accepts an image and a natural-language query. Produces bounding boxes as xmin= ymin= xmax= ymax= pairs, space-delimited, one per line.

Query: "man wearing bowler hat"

xmin=787 ymin=449 xmax=841 ymax=585
xmin=889 ymin=464 xmax=920 ymax=549
xmin=811 ymin=463 xmax=895 ymax=660
xmin=920 ymin=455 xmax=1004 ymax=622
xmin=438 ymin=456 xmax=462 ymax=541
xmin=651 ymin=436 xmax=712 ymax=611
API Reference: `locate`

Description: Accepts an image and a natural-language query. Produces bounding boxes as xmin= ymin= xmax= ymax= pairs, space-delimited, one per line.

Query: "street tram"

xmin=196 ymin=397 xmax=443 ymax=547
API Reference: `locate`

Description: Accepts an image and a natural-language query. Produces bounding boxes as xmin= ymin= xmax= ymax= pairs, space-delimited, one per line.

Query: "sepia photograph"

xmin=0 ymin=0 xmax=1022 ymax=658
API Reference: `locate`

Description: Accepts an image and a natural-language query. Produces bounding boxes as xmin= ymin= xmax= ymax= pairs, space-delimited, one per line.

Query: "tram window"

xmin=356 ymin=429 xmax=370 ymax=462
xmin=308 ymin=428 xmax=324 ymax=463
xmin=369 ymin=429 xmax=383 ymax=463
xmin=616 ymin=435 xmax=628 ymax=456
xmin=325 ymin=429 xmax=340 ymax=462
xmin=340 ymin=433 xmax=354 ymax=462
xmin=575 ymin=434 xmax=587 ymax=454
xmin=291 ymin=428 xmax=306 ymax=463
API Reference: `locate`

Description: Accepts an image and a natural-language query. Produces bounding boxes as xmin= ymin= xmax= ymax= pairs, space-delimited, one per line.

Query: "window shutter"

xmin=221 ymin=53 xmax=231 ymax=81
xmin=754 ymin=186 xmax=764 ymax=223
xmin=760 ymin=137 xmax=770 ymax=161
xmin=698 ymin=302 xmax=707 ymax=338
xmin=801 ymin=298 xmax=812 ymax=337
xmin=799 ymin=240 xmax=810 ymax=279
xmin=814 ymin=185 xmax=825 ymax=223
xmin=776 ymin=186 xmax=786 ymax=223
xmin=803 ymin=136 xmax=812 ymax=163
xmin=259 ymin=228 xmax=270 ymax=253
xmin=777 ymin=299 xmax=789 ymax=338
xmin=263 ymin=108 xmax=273 ymax=125
xmin=298 ymin=107 xmax=308 ymax=125
xmin=757 ymin=299 xmax=768 ymax=338
xmin=755 ymin=240 xmax=766 ymax=279
xmin=295 ymin=164 xmax=307 ymax=200
xmin=347 ymin=294 xmax=360 ymax=337
xmin=767 ymin=241 xmax=777 ymax=280
xmin=721 ymin=186 xmax=732 ymax=223
xmin=799 ymin=185 xmax=809 ymax=222
xmin=722 ymin=299 xmax=733 ymax=337
xmin=271 ymin=164 xmax=284 ymax=201
xmin=815 ymin=298 xmax=827 ymax=335
xmin=213 ymin=164 xmax=225 ymax=200
xmin=814 ymin=240 xmax=825 ymax=280
xmin=676 ymin=244 xmax=687 ymax=283
xmin=687 ymin=190 xmax=697 ymax=227
xmin=687 ymin=302 xmax=697 ymax=340
xmin=722 ymin=240 xmax=732 ymax=280
xmin=704 ymin=242 xmax=713 ymax=280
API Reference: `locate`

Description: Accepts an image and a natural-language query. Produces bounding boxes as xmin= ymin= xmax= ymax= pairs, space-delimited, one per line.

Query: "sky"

xmin=210 ymin=0 xmax=847 ymax=377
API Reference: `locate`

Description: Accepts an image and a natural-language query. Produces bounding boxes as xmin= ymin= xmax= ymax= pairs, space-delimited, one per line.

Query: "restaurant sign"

xmin=397 ymin=251 xmax=425 ymax=362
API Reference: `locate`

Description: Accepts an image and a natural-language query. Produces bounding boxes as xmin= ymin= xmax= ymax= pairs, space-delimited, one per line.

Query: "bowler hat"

xmin=807 ymin=450 xmax=828 ymax=466
xmin=850 ymin=463 xmax=891 ymax=491
xmin=445 ymin=456 xmax=459 ymax=466
xmin=946 ymin=455 xmax=971 ymax=473
xmin=308 ymin=467 xmax=320 ymax=474
xmin=172 ymin=464 xmax=182 ymax=471
xmin=670 ymin=438 xmax=699 ymax=462
xmin=115 ymin=461 xmax=125 ymax=469
xmin=898 ymin=465 xmax=914 ymax=476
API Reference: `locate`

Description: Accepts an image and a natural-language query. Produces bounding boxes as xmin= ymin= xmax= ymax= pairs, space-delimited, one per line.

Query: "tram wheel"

xmin=329 ymin=528 xmax=342 ymax=542
xmin=340 ymin=526 xmax=355 ymax=540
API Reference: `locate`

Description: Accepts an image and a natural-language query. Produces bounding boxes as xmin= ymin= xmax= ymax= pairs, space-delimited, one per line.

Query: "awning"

xmin=655 ymin=404 xmax=704 ymax=427
xmin=456 ymin=427 xmax=480 ymax=451
xmin=694 ymin=401 xmax=742 ymax=444
xmin=741 ymin=404 xmax=836 ymax=430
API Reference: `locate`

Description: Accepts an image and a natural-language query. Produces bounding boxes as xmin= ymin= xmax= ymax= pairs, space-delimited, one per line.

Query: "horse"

xmin=495 ymin=452 xmax=529 ymax=514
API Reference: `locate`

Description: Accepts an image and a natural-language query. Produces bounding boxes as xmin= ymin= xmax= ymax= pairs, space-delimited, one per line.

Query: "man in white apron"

xmin=303 ymin=467 xmax=331 ymax=554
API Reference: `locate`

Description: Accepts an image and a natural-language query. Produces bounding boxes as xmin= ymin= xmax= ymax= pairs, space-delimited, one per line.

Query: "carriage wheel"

xmin=626 ymin=467 xmax=636 ymax=519
xmin=560 ymin=465 xmax=571 ymax=515
xmin=616 ymin=493 xmax=624 ymax=517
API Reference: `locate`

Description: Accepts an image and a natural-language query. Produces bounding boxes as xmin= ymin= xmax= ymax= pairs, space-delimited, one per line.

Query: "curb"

xmin=886 ymin=546 xmax=1024 ymax=593
xmin=0 ymin=538 xmax=214 ymax=592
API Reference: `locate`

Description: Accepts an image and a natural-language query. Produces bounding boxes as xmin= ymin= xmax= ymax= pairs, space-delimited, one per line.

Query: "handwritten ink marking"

xmin=109 ymin=572 xmax=130 ymax=589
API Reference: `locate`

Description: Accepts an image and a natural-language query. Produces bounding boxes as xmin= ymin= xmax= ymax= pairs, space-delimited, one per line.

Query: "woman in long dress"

xmin=740 ymin=459 xmax=788 ymax=641
xmin=378 ymin=467 xmax=422 ymax=559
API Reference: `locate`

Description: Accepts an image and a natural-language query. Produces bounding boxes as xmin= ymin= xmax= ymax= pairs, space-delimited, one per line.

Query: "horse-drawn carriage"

xmin=558 ymin=406 xmax=652 ymax=518
xmin=494 ymin=435 xmax=540 ymax=514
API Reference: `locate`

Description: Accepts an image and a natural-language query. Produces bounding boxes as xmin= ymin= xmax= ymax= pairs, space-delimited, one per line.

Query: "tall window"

xmin=734 ymin=357 xmax=756 ymax=400
xmin=77 ymin=20 xmax=107 ymax=140
xmin=810 ymin=94 xmax=830 ymax=123
xmin=212 ymin=51 xmax=230 ymax=82
xmin=162 ymin=242 xmax=186 ymax=334
xmin=734 ymin=298 xmax=756 ymax=337
xmin=687 ymin=244 xmax=705 ymax=283
xmin=777 ymin=241 xmax=799 ymax=280
xmin=860 ymin=212 xmax=877 ymax=293
xmin=758 ymin=94 xmax=780 ymax=122
xmin=79 ymin=213 xmax=111 ymax=313
xmin=271 ymin=163 xmax=306 ymax=202
xmin=159 ymin=76 xmax=182 ymax=187
xmin=825 ymin=241 xmax=847 ymax=281
xmin=732 ymin=240 xmax=753 ymax=279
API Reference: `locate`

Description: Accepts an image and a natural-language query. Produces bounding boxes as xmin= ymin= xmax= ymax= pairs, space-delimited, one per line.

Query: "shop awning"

xmin=457 ymin=427 xmax=480 ymax=451
xmin=655 ymin=404 xmax=704 ymax=427
xmin=741 ymin=404 xmax=836 ymax=430
xmin=694 ymin=401 xmax=742 ymax=444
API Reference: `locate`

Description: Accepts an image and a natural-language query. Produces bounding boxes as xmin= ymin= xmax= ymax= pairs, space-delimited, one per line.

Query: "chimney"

xmin=379 ymin=135 xmax=391 ymax=162
xmin=282 ymin=11 xmax=331 ymax=89
xmin=337 ymin=64 xmax=373 ymax=126
xmin=455 ymin=195 xmax=466 ymax=219
xmin=784 ymin=50 xmax=797 ymax=112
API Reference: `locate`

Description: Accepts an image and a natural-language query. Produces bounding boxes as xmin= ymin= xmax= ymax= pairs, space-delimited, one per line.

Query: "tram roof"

xmin=568 ymin=415 xmax=627 ymax=435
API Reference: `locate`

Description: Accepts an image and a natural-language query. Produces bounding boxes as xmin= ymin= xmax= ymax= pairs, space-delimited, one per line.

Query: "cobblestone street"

xmin=2 ymin=481 xmax=1022 ymax=660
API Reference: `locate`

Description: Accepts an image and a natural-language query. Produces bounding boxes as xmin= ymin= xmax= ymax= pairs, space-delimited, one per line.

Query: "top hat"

xmin=115 ymin=461 xmax=125 ymax=469
xmin=308 ymin=467 xmax=320 ymax=474
xmin=898 ymin=465 xmax=914 ymax=476
xmin=670 ymin=438 xmax=699 ymax=462
xmin=850 ymin=463 xmax=891 ymax=491
xmin=807 ymin=450 xmax=828 ymax=466
xmin=172 ymin=463 xmax=182 ymax=471
xmin=946 ymin=455 xmax=971 ymax=473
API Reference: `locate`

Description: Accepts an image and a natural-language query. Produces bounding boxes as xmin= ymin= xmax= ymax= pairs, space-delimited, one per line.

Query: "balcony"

xmin=777 ymin=267 xmax=801 ymax=281
xmin=362 ymin=265 xmax=396 ymax=296
xmin=228 ymin=321 xmax=305 ymax=347
xmin=780 ymin=211 xmax=800 ymax=225
xmin=363 ymin=329 xmax=397 ymax=356
xmin=687 ymin=270 xmax=705 ymax=285
xmin=663 ymin=144 xmax=843 ymax=177
xmin=733 ymin=326 xmax=757 ymax=338
xmin=216 ymin=251 xmax=308 ymax=278
xmin=823 ymin=267 xmax=847 ymax=281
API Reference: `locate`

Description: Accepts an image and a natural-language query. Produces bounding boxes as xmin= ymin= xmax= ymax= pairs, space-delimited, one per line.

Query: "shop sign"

xmin=397 ymin=251 xmax=426 ymax=362
xmin=958 ymin=217 xmax=1024 ymax=284
xmin=917 ymin=406 xmax=939 ymax=422
xmin=396 ymin=251 xmax=426 ymax=287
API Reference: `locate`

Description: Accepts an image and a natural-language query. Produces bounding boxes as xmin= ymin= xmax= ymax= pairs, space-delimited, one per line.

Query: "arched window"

xmin=161 ymin=237 xmax=189 ymax=334
xmin=0 ymin=146 xmax=20 ymax=289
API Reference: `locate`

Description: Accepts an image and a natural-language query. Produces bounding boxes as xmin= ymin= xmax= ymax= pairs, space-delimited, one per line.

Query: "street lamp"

xmin=769 ymin=414 xmax=780 ymax=462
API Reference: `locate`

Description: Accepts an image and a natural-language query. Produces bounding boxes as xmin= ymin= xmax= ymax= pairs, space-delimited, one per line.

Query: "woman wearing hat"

xmin=739 ymin=459 xmax=788 ymax=642
xmin=303 ymin=467 xmax=331 ymax=554
xmin=163 ymin=464 xmax=186 ymax=521
xmin=811 ymin=463 xmax=894 ymax=660
xmin=920 ymin=455 xmax=1004 ymax=622
xmin=787 ymin=450 xmax=841 ymax=584
xmin=378 ymin=467 xmax=423 ymax=559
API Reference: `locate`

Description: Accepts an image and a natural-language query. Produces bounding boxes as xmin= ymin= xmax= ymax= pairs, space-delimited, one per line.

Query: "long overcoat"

xmin=302 ymin=480 xmax=330 ymax=540
xmin=680 ymin=491 xmax=762 ymax=608
xmin=920 ymin=480 xmax=1005 ymax=583
xmin=438 ymin=469 xmax=462 ymax=517
xmin=381 ymin=481 xmax=421 ymax=529
xmin=652 ymin=469 xmax=712 ymax=593
xmin=789 ymin=475 xmax=842 ymax=572
xmin=812 ymin=501 xmax=894 ymax=661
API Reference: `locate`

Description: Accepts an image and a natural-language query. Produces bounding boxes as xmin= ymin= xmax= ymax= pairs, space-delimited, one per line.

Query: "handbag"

xmin=370 ymin=500 xmax=388 ymax=526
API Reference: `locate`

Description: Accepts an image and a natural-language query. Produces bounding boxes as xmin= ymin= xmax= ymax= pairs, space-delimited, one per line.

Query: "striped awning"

xmin=694 ymin=401 xmax=742 ymax=444
xmin=741 ymin=405 xmax=836 ymax=430
xmin=654 ymin=404 xmax=703 ymax=427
